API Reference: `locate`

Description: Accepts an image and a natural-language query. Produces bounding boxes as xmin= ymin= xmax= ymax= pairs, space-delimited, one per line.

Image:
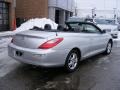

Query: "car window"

xmin=79 ymin=24 xmax=100 ymax=33
xmin=69 ymin=23 xmax=79 ymax=28
xmin=66 ymin=22 xmax=101 ymax=33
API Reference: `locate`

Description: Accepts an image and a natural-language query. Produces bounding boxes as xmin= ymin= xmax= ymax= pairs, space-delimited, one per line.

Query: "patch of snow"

xmin=0 ymin=37 xmax=12 ymax=48
xmin=0 ymin=31 xmax=14 ymax=37
xmin=0 ymin=18 xmax=58 ymax=47
xmin=14 ymin=18 xmax=58 ymax=33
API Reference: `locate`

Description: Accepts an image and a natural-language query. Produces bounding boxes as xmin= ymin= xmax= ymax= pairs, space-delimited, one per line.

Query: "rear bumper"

xmin=8 ymin=43 xmax=69 ymax=67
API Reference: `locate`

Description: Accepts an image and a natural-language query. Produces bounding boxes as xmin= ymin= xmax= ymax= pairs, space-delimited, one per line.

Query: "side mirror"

xmin=102 ymin=30 xmax=106 ymax=33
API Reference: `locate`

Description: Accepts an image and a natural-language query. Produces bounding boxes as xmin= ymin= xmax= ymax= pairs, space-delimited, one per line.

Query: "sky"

xmin=76 ymin=0 xmax=119 ymax=10
xmin=75 ymin=0 xmax=120 ymax=18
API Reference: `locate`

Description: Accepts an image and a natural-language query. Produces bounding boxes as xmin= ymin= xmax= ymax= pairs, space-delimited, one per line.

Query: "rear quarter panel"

xmin=51 ymin=33 xmax=92 ymax=59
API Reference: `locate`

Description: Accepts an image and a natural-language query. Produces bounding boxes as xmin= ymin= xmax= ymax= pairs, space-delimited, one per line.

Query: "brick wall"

xmin=16 ymin=0 xmax=48 ymax=19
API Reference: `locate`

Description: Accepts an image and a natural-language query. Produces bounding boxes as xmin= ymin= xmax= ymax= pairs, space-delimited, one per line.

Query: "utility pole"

xmin=113 ymin=8 xmax=117 ymax=23
xmin=113 ymin=8 xmax=117 ymax=19
xmin=92 ymin=8 xmax=96 ymax=18
xmin=75 ymin=7 xmax=77 ymax=16
xmin=74 ymin=0 xmax=77 ymax=16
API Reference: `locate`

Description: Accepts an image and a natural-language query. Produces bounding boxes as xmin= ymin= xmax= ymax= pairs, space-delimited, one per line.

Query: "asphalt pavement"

xmin=0 ymin=40 xmax=120 ymax=90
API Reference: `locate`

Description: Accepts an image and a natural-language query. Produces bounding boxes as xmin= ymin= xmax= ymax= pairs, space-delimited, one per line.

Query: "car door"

xmin=77 ymin=23 xmax=96 ymax=58
xmin=67 ymin=22 xmax=93 ymax=59
xmin=82 ymin=23 xmax=107 ymax=56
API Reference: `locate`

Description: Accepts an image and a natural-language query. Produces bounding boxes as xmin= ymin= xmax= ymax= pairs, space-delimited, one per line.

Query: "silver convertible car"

xmin=8 ymin=21 xmax=113 ymax=72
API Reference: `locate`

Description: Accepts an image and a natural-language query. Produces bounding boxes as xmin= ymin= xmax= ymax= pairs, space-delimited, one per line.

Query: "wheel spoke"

xmin=68 ymin=53 xmax=78 ymax=70
xmin=107 ymin=43 xmax=112 ymax=53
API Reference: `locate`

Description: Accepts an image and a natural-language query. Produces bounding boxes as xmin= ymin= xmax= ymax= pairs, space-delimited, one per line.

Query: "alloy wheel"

xmin=107 ymin=42 xmax=112 ymax=54
xmin=65 ymin=50 xmax=80 ymax=72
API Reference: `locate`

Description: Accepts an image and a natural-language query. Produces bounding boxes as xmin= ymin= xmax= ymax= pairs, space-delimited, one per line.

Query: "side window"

xmin=77 ymin=24 xmax=85 ymax=32
xmin=84 ymin=24 xmax=100 ymax=33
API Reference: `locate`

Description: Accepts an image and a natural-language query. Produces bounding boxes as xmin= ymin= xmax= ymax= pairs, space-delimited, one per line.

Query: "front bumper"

xmin=8 ymin=43 xmax=69 ymax=67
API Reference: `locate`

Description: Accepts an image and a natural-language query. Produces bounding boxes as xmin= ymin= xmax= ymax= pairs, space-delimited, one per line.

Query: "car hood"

xmin=97 ymin=24 xmax=117 ymax=30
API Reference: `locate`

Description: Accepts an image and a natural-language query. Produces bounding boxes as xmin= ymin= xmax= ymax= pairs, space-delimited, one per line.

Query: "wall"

xmin=16 ymin=0 xmax=48 ymax=19
xmin=48 ymin=0 xmax=75 ymax=12
xmin=48 ymin=0 xmax=75 ymax=25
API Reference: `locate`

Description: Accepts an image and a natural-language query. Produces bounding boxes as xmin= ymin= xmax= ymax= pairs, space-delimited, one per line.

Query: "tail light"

xmin=39 ymin=38 xmax=63 ymax=49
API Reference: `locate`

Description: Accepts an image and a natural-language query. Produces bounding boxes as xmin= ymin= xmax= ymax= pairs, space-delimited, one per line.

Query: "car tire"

xmin=104 ymin=41 xmax=112 ymax=55
xmin=65 ymin=49 xmax=80 ymax=73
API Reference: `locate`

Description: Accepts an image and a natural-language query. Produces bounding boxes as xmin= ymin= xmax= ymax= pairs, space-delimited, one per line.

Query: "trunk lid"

xmin=13 ymin=30 xmax=57 ymax=49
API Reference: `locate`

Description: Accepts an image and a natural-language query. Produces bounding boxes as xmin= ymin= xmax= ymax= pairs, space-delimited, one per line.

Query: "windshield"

xmin=95 ymin=19 xmax=116 ymax=25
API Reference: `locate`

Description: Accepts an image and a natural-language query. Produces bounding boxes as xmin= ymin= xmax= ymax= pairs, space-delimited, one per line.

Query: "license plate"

xmin=16 ymin=51 xmax=23 ymax=57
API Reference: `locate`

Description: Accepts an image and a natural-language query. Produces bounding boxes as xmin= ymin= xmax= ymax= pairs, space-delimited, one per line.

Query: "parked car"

xmin=8 ymin=21 xmax=113 ymax=72
xmin=67 ymin=16 xmax=85 ymax=22
xmin=85 ymin=18 xmax=96 ymax=23
xmin=94 ymin=18 xmax=119 ymax=38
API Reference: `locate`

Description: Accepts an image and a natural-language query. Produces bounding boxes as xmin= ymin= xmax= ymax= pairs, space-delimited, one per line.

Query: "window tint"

xmin=78 ymin=24 xmax=85 ymax=32
xmin=66 ymin=22 xmax=101 ymax=33
xmin=78 ymin=24 xmax=100 ymax=33
xmin=84 ymin=24 xmax=100 ymax=33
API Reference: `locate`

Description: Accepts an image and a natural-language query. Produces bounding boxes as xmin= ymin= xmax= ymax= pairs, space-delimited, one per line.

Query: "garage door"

xmin=0 ymin=1 xmax=9 ymax=32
